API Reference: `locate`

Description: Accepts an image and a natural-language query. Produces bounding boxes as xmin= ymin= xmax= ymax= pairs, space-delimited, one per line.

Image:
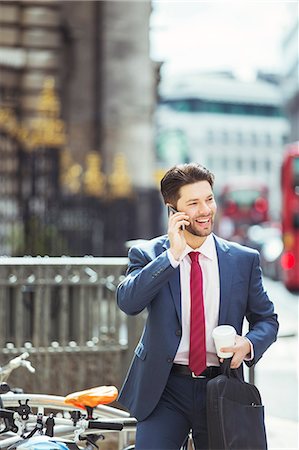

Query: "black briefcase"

xmin=206 ymin=359 xmax=267 ymax=450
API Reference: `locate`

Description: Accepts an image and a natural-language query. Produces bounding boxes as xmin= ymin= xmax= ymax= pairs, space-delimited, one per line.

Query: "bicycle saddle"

xmin=64 ymin=385 xmax=118 ymax=409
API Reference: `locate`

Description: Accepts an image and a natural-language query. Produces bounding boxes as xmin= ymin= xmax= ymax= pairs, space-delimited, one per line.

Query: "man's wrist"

xmin=170 ymin=248 xmax=181 ymax=261
xmin=243 ymin=336 xmax=254 ymax=361
xmin=167 ymin=249 xmax=180 ymax=268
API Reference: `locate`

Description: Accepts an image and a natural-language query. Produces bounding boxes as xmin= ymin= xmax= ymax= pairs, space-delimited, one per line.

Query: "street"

xmin=252 ymin=277 xmax=298 ymax=449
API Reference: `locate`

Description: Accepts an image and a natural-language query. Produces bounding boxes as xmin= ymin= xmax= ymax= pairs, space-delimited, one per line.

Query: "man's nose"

xmin=197 ymin=203 xmax=211 ymax=215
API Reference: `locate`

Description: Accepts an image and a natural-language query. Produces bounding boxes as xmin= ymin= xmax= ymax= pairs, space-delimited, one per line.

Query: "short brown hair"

xmin=160 ymin=163 xmax=215 ymax=206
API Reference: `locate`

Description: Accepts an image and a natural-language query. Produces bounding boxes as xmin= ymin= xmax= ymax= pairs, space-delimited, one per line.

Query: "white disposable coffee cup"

xmin=212 ymin=325 xmax=236 ymax=358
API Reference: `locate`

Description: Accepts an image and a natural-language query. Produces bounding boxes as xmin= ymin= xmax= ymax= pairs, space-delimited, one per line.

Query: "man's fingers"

xmin=230 ymin=356 xmax=242 ymax=369
xmin=170 ymin=213 xmax=189 ymax=224
xmin=220 ymin=346 xmax=234 ymax=353
xmin=174 ymin=220 xmax=189 ymax=229
xmin=220 ymin=344 xmax=243 ymax=369
xmin=219 ymin=336 xmax=250 ymax=369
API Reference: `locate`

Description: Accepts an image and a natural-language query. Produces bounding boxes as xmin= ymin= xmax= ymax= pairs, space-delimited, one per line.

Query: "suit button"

xmin=175 ymin=329 xmax=182 ymax=336
xmin=167 ymin=358 xmax=172 ymax=363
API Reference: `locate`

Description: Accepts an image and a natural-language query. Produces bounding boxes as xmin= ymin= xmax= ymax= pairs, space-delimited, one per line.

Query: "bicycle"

xmin=0 ymin=353 xmax=136 ymax=449
xmin=0 ymin=383 xmax=137 ymax=449
xmin=0 ymin=352 xmax=35 ymax=385
xmin=0 ymin=354 xmax=192 ymax=450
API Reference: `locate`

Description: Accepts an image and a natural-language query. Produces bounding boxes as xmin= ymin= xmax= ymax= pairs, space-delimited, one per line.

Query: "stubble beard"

xmin=185 ymin=218 xmax=214 ymax=237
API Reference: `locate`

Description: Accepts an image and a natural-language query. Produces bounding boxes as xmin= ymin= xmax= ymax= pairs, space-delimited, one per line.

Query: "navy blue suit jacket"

xmin=117 ymin=234 xmax=278 ymax=421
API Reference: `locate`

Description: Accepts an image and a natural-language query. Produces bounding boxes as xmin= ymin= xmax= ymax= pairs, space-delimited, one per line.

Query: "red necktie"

xmin=189 ymin=251 xmax=206 ymax=376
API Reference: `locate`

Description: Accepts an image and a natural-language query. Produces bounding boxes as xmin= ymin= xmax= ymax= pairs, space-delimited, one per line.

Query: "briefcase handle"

xmin=220 ymin=358 xmax=243 ymax=382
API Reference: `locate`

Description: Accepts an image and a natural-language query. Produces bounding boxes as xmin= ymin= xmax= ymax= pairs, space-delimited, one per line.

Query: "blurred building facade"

xmin=282 ymin=3 xmax=299 ymax=141
xmin=0 ymin=0 xmax=161 ymax=256
xmin=156 ymin=72 xmax=289 ymax=220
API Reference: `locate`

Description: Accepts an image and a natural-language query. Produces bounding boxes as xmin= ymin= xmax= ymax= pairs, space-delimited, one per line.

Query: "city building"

xmin=156 ymin=72 xmax=289 ymax=220
xmin=281 ymin=3 xmax=299 ymax=141
xmin=0 ymin=0 xmax=161 ymax=256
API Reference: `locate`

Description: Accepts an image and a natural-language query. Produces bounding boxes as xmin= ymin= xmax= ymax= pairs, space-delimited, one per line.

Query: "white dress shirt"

xmin=167 ymin=234 xmax=253 ymax=367
xmin=168 ymin=234 xmax=220 ymax=366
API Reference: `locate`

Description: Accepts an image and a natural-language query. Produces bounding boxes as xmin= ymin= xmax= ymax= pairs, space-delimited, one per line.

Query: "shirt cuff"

xmin=167 ymin=249 xmax=180 ymax=268
xmin=244 ymin=337 xmax=254 ymax=361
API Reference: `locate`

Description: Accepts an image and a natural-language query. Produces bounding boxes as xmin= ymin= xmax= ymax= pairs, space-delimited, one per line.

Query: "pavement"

xmin=255 ymin=277 xmax=298 ymax=450
xmin=260 ymin=333 xmax=298 ymax=450
xmin=266 ymin=415 xmax=298 ymax=450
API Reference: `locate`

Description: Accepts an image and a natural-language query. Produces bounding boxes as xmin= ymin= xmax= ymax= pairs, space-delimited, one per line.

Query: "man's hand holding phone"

xmin=167 ymin=205 xmax=189 ymax=261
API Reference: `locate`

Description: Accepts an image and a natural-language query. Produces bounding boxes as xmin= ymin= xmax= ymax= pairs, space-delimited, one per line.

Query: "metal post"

xmin=249 ymin=365 xmax=255 ymax=385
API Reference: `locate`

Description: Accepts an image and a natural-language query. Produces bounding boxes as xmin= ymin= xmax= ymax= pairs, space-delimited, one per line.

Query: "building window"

xmin=161 ymin=99 xmax=283 ymax=117
xmin=282 ymin=134 xmax=289 ymax=145
xmin=222 ymin=131 xmax=229 ymax=145
xmin=251 ymin=133 xmax=258 ymax=145
xmin=236 ymin=132 xmax=243 ymax=144
xmin=265 ymin=159 xmax=271 ymax=172
xmin=251 ymin=159 xmax=257 ymax=171
xmin=265 ymin=134 xmax=272 ymax=146
xmin=236 ymin=159 xmax=243 ymax=171
xmin=206 ymin=130 xmax=214 ymax=144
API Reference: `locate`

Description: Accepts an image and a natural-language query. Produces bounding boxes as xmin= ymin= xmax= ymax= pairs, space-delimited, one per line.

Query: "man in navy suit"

xmin=117 ymin=163 xmax=278 ymax=450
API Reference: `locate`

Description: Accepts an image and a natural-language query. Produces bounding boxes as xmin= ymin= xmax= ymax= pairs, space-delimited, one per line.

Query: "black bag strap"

xmin=221 ymin=357 xmax=243 ymax=382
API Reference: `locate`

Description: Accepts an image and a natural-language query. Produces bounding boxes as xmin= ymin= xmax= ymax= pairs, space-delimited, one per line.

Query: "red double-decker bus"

xmin=218 ymin=179 xmax=269 ymax=242
xmin=281 ymin=142 xmax=299 ymax=292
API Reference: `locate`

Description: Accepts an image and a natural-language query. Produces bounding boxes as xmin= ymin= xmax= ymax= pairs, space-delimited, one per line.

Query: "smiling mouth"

xmin=195 ymin=218 xmax=210 ymax=224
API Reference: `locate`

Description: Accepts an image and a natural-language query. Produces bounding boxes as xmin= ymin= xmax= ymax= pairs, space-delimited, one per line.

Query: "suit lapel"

xmin=161 ymin=235 xmax=234 ymax=325
xmin=214 ymin=235 xmax=233 ymax=325
xmin=162 ymin=238 xmax=182 ymax=323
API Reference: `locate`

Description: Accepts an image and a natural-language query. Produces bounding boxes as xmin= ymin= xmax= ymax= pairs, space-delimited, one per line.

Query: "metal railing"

xmin=0 ymin=257 xmax=140 ymax=447
xmin=0 ymin=256 xmax=149 ymax=395
xmin=0 ymin=257 xmax=128 ymax=350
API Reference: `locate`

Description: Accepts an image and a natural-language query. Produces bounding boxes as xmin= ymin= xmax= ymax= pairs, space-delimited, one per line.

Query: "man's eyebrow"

xmin=186 ymin=198 xmax=199 ymax=203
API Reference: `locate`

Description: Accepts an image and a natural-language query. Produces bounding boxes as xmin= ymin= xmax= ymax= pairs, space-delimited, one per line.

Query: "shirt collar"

xmin=183 ymin=234 xmax=215 ymax=261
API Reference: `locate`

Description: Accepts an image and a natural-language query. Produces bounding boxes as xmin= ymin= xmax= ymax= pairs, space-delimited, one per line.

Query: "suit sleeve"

xmin=117 ymin=245 xmax=177 ymax=315
xmin=245 ymin=252 xmax=279 ymax=365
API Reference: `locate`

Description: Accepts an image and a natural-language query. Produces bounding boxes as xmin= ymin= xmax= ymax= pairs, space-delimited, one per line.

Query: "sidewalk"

xmin=266 ymin=415 xmax=298 ymax=450
xmin=259 ymin=278 xmax=298 ymax=450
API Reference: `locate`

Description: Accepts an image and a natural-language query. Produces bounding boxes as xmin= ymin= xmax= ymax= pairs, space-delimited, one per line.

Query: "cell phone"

xmin=168 ymin=205 xmax=178 ymax=216
xmin=167 ymin=205 xmax=185 ymax=230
